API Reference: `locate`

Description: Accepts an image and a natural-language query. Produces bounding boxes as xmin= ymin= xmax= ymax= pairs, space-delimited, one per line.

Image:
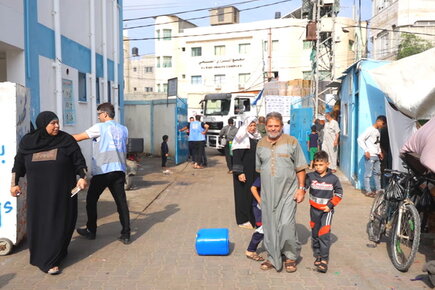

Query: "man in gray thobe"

xmin=256 ymin=112 xmax=307 ymax=272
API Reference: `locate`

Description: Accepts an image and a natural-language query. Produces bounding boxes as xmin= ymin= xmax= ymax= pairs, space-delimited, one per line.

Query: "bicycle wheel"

xmin=367 ymin=191 xmax=387 ymax=242
xmin=389 ymin=203 xmax=421 ymax=272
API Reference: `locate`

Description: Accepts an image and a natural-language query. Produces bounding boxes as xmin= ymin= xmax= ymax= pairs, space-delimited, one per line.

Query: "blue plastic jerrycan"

xmin=195 ymin=228 xmax=230 ymax=255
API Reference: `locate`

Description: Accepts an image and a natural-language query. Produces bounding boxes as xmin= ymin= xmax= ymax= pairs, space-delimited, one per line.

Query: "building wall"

xmin=154 ymin=15 xmax=363 ymax=111
xmin=0 ymin=0 xmax=25 ymax=85
xmin=24 ymin=0 xmax=123 ymax=121
xmin=20 ymin=0 xmax=124 ymax=168
xmin=371 ymin=0 xmax=435 ymax=60
xmin=339 ymin=60 xmax=388 ymax=188
xmin=0 ymin=1 xmax=24 ymax=49
xmin=124 ymin=100 xmax=178 ymax=156
xmin=124 ymin=55 xmax=155 ymax=95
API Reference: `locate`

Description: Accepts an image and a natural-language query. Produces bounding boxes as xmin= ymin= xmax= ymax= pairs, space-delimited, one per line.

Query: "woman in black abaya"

xmin=10 ymin=111 xmax=87 ymax=274
xmin=232 ymin=116 xmax=262 ymax=229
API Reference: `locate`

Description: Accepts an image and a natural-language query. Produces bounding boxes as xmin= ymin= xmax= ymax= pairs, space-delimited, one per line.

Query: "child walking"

xmin=161 ymin=135 xmax=170 ymax=174
xmin=305 ymin=150 xmax=343 ymax=273
xmin=245 ymin=176 xmax=265 ymax=262
xmin=307 ymin=125 xmax=320 ymax=169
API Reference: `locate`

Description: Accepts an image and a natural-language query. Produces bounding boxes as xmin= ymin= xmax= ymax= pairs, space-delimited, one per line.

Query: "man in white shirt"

xmin=357 ymin=115 xmax=386 ymax=197
xmin=322 ymin=112 xmax=340 ymax=172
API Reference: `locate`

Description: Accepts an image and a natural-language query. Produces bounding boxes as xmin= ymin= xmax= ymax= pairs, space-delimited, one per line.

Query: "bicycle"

xmin=367 ymin=153 xmax=435 ymax=272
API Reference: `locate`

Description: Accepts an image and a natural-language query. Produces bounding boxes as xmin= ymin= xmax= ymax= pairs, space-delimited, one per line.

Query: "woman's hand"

xmin=238 ymin=173 xmax=246 ymax=183
xmin=76 ymin=178 xmax=87 ymax=190
xmin=10 ymin=185 xmax=21 ymax=197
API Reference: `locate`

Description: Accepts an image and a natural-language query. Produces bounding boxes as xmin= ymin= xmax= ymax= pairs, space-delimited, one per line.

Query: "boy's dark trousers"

xmin=310 ymin=206 xmax=334 ymax=261
xmin=247 ymin=204 xmax=264 ymax=252
xmin=162 ymin=156 xmax=167 ymax=167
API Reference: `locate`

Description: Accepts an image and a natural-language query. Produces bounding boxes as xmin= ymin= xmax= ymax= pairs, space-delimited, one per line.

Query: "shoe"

xmin=119 ymin=235 xmax=130 ymax=245
xmin=47 ymin=266 xmax=61 ymax=275
xmin=163 ymin=169 xmax=171 ymax=174
xmin=76 ymin=228 xmax=96 ymax=240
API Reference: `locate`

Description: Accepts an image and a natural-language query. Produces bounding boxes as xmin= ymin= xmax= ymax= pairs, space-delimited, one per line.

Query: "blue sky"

xmin=123 ymin=0 xmax=372 ymax=56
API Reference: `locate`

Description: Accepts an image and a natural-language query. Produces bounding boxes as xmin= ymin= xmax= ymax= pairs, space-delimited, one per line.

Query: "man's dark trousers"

xmin=86 ymin=171 xmax=131 ymax=236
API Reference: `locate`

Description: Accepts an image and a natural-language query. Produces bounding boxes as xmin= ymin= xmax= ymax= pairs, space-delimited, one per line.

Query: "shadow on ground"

xmin=0 ymin=273 xmax=16 ymax=288
xmin=63 ymin=203 xmax=180 ymax=269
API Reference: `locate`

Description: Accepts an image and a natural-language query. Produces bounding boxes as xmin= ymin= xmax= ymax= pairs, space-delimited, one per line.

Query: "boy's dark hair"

xmin=97 ymin=102 xmax=115 ymax=118
xmin=311 ymin=125 xmax=317 ymax=132
xmin=162 ymin=135 xmax=168 ymax=141
xmin=313 ymin=150 xmax=329 ymax=162
xmin=195 ymin=115 xmax=202 ymax=121
xmin=376 ymin=115 xmax=387 ymax=123
xmin=228 ymin=118 xmax=234 ymax=125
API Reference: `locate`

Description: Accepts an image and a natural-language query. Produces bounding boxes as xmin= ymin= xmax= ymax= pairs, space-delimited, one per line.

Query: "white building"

xmin=0 ymin=0 xmax=124 ymax=162
xmin=371 ymin=0 xmax=435 ymax=60
xmin=153 ymin=7 xmax=366 ymax=112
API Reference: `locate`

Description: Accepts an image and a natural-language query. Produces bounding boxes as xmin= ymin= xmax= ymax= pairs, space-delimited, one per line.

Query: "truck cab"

xmin=202 ymin=92 xmax=260 ymax=150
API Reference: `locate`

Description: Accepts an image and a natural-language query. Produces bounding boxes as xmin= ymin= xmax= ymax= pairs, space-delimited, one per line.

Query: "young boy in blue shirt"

xmin=305 ymin=150 xmax=343 ymax=273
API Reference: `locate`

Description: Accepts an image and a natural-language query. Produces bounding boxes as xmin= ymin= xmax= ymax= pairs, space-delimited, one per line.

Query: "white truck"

xmin=201 ymin=91 xmax=264 ymax=152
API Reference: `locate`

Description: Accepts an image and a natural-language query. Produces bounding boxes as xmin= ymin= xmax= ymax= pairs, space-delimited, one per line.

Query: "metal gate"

xmin=290 ymin=107 xmax=313 ymax=164
xmin=175 ymin=98 xmax=188 ymax=164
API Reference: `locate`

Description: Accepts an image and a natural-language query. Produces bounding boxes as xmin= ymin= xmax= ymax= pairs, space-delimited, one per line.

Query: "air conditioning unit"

xmin=322 ymin=0 xmax=334 ymax=4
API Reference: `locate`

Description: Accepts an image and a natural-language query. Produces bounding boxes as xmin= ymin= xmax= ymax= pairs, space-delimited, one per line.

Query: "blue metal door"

xmin=175 ymin=98 xmax=188 ymax=164
xmin=290 ymin=107 xmax=313 ymax=164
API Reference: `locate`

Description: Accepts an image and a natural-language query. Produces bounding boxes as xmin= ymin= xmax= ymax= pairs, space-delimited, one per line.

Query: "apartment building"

xmin=371 ymin=0 xmax=435 ymax=60
xmin=0 ymin=0 xmax=124 ymax=165
xmin=153 ymin=7 xmax=366 ymax=111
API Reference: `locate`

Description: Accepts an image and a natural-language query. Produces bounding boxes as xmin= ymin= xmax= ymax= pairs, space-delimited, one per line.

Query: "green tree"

xmin=397 ymin=33 xmax=433 ymax=60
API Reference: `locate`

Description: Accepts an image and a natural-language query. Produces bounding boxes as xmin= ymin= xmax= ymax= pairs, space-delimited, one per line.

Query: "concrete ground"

xmin=1 ymin=149 xmax=435 ymax=289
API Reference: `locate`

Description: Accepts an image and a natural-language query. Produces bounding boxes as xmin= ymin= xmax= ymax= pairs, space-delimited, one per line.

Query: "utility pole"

xmin=314 ymin=0 xmax=321 ymax=119
xmin=308 ymin=0 xmax=339 ymax=118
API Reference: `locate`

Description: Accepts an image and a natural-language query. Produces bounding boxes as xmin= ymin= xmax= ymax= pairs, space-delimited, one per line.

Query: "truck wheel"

xmin=0 ymin=238 xmax=13 ymax=256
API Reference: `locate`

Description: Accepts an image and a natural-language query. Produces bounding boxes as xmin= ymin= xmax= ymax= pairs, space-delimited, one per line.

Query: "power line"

xmin=125 ymin=24 xmax=306 ymax=41
xmin=123 ymin=0 xmax=263 ymax=22
xmin=345 ymin=24 xmax=435 ymax=37
xmin=124 ymin=0 xmax=294 ymax=30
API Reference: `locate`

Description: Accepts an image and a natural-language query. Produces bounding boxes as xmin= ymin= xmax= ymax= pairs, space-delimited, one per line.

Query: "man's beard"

xmin=267 ymin=130 xmax=282 ymax=140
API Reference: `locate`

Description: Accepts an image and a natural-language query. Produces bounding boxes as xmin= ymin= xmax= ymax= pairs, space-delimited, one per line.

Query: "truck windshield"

xmin=204 ymin=99 xmax=231 ymax=115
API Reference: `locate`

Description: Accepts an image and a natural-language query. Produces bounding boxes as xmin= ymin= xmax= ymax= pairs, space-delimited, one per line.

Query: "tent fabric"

xmin=385 ymin=100 xmax=417 ymax=171
xmin=369 ymin=48 xmax=435 ymax=120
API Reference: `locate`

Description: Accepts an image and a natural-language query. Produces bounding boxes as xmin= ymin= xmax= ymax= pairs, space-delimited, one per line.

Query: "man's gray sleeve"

xmin=293 ymin=141 xmax=308 ymax=171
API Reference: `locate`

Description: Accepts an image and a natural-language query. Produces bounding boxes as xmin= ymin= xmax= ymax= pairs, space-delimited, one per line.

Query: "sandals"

xmin=246 ymin=251 xmax=264 ymax=262
xmin=317 ymin=260 xmax=328 ymax=273
xmin=284 ymin=259 xmax=297 ymax=273
xmin=314 ymin=257 xmax=322 ymax=267
xmin=260 ymin=260 xmax=274 ymax=270
xmin=47 ymin=266 xmax=60 ymax=275
xmin=365 ymin=192 xmax=376 ymax=198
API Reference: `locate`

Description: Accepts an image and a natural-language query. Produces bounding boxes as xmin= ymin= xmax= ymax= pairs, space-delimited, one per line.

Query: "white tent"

xmin=369 ymin=48 xmax=435 ymax=120
xmin=369 ymin=48 xmax=435 ymax=171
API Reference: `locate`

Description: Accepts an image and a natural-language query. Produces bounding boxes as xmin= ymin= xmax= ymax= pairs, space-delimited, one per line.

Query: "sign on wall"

xmin=62 ymin=79 xmax=76 ymax=125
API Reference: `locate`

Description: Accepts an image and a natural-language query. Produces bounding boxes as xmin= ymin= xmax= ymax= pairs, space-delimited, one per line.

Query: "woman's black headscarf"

xmin=19 ymin=111 xmax=78 ymax=154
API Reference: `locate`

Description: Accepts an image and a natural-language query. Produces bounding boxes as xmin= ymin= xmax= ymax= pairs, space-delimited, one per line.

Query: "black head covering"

xmin=19 ymin=111 xmax=78 ymax=155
